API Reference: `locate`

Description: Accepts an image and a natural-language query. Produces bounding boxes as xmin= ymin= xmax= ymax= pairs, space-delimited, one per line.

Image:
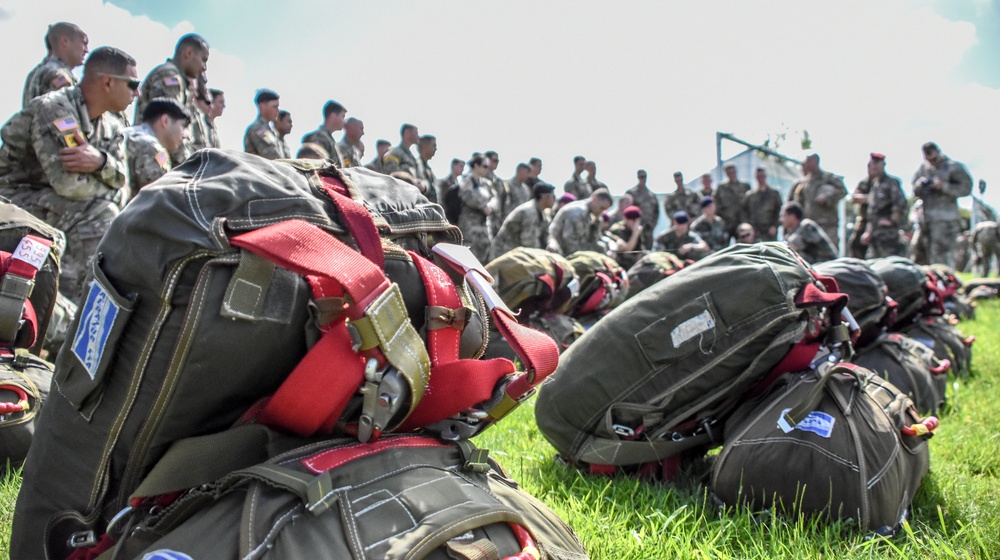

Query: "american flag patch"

xmin=51 ymin=74 xmax=70 ymax=88
xmin=53 ymin=116 xmax=78 ymax=132
xmin=163 ymin=76 xmax=180 ymax=87
xmin=155 ymin=150 xmax=169 ymax=168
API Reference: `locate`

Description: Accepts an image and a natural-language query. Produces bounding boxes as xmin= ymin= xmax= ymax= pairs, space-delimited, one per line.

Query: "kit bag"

xmin=712 ymin=363 xmax=934 ymax=534
xmin=623 ymin=251 xmax=686 ymax=300
xmin=868 ymin=256 xmax=939 ymax=325
xmin=557 ymin=251 xmax=629 ymax=319
xmin=898 ymin=315 xmax=974 ymax=379
xmin=528 ymin=313 xmax=585 ymax=353
xmin=485 ymin=247 xmax=579 ymax=320
xmin=535 ymin=242 xmax=851 ymax=473
xmin=852 ymin=333 xmax=948 ymax=414
xmin=0 ymin=351 xmax=52 ymax=470
xmin=924 ymin=264 xmax=975 ymax=320
xmin=13 ymin=151 xmax=558 ymax=559
xmin=95 ymin=432 xmax=589 ymax=560
xmin=812 ymin=258 xmax=891 ymax=346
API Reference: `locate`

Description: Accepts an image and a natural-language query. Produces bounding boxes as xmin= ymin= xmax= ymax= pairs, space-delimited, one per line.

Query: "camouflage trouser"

xmin=925 ymin=219 xmax=960 ymax=268
xmin=866 ymin=226 xmax=905 ymax=259
xmin=0 ymin=187 xmax=120 ymax=301
xmin=464 ymin=225 xmax=492 ymax=265
xmin=817 ymin=221 xmax=840 ymax=254
xmin=848 ymin=220 xmax=867 ymax=259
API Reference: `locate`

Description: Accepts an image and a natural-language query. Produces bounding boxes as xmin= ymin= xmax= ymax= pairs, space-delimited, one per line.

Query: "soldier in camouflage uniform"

xmin=458 ymin=154 xmax=494 ymax=263
xmin=847 ymin=166 xmax=872 ymax=259
xmin=584 ymin=161 xmax=609 ymax=197
xmin=563 ymin=156 xmax=588 ymax=200
xmin=858 ymin=153 xmax=907 ymax=258
xmin=911 ymin=142 xmax=973 ymax=267
xmin=697 ymin=173 xmax=714 ymax=199
xmin=135 ymin=34 xmax=209 ymax=164
xmin=189 ymin=80 xmax=214 ymax=155
xmin=490 ymin=182 xmax=556 ymax=261
xmin=243 ymin=89 xmax=282 ymax=159
xmin=664 ymin=171 xmax=702 ymax=220
xmin=301 ymin=100 xmax=346 ymax=166
xmin=625 ymin=169 xmax=659 ymax=251
xmin=716 ymin=163 xmax=751 ymax=242
xmin=415 ymin=135 xmax=438 ymax=204
xmin=608 ymin=206 xmax=647 ymax=269
xmin=123 ymin=98 xmax=190 ymax=195
xmin=483 ymin=151 xmax=507 ymax=236
xmin=365 ymin=140 xmax=391 ymax=173
xmin=791 ymin=153 xmax=847 ymax=252
xmin=22 ymin=23 xmax=88 ymax=106
xmin=0 ymin=47 xmax=135 ymax=299
xmin=741 ymin=167 xmax=782 ymax=241
xmin=206 ymin=88 xmax=225 ymax=148
xmin=548 ymin=189 xmax=613 ymax=256
xmin=654 ymin=211 xmax=710 ymax=260
xmin=781 ymin=202 xmax=837 ymax=265
xmin=273 ymin=111 xmax=294 ymax=159
xmin=506 ymin=163 xmax=533 ymax=210
xmin=382 ymin=124 xmax=420 ymax=178
xmin=690 ymin=196 xmax=729 ymax=253
xmin=337 ymin=117 xmax=364 ymax=168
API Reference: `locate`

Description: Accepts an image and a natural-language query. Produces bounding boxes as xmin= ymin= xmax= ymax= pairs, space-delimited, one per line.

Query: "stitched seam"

xmin=240 ymin=504 xmax=302 ymax=560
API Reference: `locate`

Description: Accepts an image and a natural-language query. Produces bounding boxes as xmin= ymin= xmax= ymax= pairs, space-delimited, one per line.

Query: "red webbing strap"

xmin=577 ymin=272 xmax=612 ymax=316
xmin=492 ymin=310 xmax=559 ymax=399
xmin=399 ymin=254 xmax=515 ymax=430
xmin=0 ymin=235 xmax=52 ymax=348
xmin=230 ymin=220 xmax=390 ymax=436
xmin=318 ymin=174 xmax=385 ymax=270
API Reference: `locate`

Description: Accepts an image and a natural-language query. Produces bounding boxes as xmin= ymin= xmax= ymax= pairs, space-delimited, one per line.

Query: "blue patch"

xmin=71 ymin=281 xmax=120 ymax=380
xmin=779 ymin=408 xmax=836 ymax=438
xmin=142 ymin=550 xmax=194 ymax=560
xmin=910 ymin=337 xmax=935 ymax=349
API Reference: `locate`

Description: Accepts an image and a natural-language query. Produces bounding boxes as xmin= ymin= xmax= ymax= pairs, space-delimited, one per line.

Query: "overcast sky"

xmin=2 ymin=0 xmax=999 ymax=209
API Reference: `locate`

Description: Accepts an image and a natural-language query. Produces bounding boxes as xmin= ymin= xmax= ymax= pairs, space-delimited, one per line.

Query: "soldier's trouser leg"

xmin=868 ymin=227 xmax=904 ymax=258
xmin=818 ymin=222 xmax=840 ymax=255
xmin=926 ymin=219 xmax=960 ymax=268
xmin=465 ymin=226 xmax=492 ymax=265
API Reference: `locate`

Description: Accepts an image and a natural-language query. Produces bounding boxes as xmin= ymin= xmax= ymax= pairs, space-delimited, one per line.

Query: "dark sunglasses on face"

xmin=101 ymin=73 xmax=141 ymax=91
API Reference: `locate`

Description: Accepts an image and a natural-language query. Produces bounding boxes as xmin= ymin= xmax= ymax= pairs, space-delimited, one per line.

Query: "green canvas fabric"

xmin=623 ymin=251 xmax=686 ymax=300
xmin=485 ymin=247 xmax=578 ymax=319
xmin=0 ymin=352 xmax=52 ymax=469
xmin=852 ymin=333 xmax=947 ymax=414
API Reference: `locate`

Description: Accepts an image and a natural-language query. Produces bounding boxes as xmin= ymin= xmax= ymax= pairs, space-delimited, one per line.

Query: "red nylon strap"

xmin=230 ymin=219 xmax=390 ymax=435
xmin=301 ymin=435 xmax=448 ymax=474
xmin=318 ymin=174 xmax=384 ymax=271
xmin=578 ymin=272 xmax=612 ymax=316
xmin=399 ymin=254 xmax=515 ymax=430
xmin=492 ymin=310 xmax=559 ymax=399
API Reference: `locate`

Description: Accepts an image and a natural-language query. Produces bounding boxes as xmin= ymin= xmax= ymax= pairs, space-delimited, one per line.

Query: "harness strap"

xmin=0 ymin=235 xmax=52 ymax=347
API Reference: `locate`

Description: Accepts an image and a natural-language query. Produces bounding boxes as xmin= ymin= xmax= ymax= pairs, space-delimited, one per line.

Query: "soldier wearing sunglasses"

xmin=0 ymin=46 xmax=137 ymax=299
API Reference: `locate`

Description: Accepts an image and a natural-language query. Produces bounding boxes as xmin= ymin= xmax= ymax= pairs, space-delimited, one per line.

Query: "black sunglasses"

xmin=101 ymin=73 xmax=140 ymax=91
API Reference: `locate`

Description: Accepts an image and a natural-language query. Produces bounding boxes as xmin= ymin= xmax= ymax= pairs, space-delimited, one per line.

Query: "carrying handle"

xmin=778 ymin=363 xmax=864 ymax=431
xmin=929 ymin=359 xmax=951 ymax=375
xmin=901 ymin=416 xmax=939 ymax=437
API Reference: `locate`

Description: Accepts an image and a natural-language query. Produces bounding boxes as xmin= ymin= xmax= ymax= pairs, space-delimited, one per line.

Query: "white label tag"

xmin=671 ymin=310 xmax=715 ymax=348
xmin=12 ymin=236 xmax=50 ymax=271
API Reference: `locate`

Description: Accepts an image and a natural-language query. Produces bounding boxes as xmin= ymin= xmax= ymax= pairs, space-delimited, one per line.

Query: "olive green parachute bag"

xmin=535 ymin=242 xmax=852 ymax=475
xmin=852 ymin=332 xmax=948 ymax=415
xmin=623 ymin=251 xmax=686 ymax=300
xmin=712 ymin=363 xmax=935 ymax=534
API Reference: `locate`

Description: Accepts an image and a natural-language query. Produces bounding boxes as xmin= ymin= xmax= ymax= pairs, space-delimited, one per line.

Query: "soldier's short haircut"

xmin=806 ymin=153 xmax=820 ymax=165
xmin=516 ymin=163 xmax=531 ymax=172
xmin=922 ymin=142 xmax=939 ymax=154
xmin=175 ymin=34 xmax=209 ymax=57
xmin=277 ymin=110 xmax=291 ymax=120
xmin=323 ymin=101 xmax=346 ymax=119
xmin=297 ymin=142 xmax=329 ymax=160
xmin=573 ymin=155 xmax=585 ymax=164
xmin=529 ymin=157 xmax=542 ymax=166
xmin=419 ymin=135 xmax=436 ymax=145
xmin=83 ymin=47 xmax=136 ymax=77
xmin=209 ymin=88 xmax=224 ymax=98
xmin=346 ymin=117 xmax=362 ymax=126
xmin=376 ymin=139 xmax=391 ymax=149
xmin=724 ymin=163 xmax=736 ymax=170
xmin=400 ymin=123 xmax=417 ymax=137
xmin=468 ymin=153 xmax=488 ymax=168
xmin=484 ymin=150 xmax=498 ymax=160
xmin=782 ymin=201 xmax=804 ymax=220
xmin=451 ymin=158 xmax=464 ymax=166
xmin=756 ymin=167 xmax=766 ymax=173
xmin=45 ymin=22 xmax=84 ymax=51
xmin=591 ymin=189 xmax=613 ymax=204
xmin=142 ymin=97 xmax=191 ymax=124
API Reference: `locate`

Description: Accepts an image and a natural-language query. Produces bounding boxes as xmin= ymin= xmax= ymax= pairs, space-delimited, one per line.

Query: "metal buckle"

xmin=357 ymin=358 xmax=407 ymax=443
xmin=105 ymin=505 xmax=136 ymax=540
xmin=67 ymin=530 xmax=98 ymax=549
xmin=612 ymin=424 xmax=635 ymax=438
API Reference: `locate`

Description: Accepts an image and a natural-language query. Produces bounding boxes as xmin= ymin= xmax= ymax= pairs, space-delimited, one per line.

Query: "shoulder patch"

xmin=51 ymin=74 xmax=70 ymax=88
xmin=155 ymin=150 xmax=170 ymax=169
xmin=53 ymin=116 xmax=78 ymax=132
xmin=163 ymin=75 xmax=181 ymax=87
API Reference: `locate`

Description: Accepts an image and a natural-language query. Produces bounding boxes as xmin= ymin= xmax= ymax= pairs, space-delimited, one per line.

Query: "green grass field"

xmin=1 ymin=301 xmax=997 ymax=559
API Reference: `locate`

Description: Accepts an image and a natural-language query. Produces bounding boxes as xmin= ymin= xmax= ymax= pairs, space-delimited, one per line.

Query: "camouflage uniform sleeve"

xmin=459 ymin=177 xmax=492 ymax=211
xmin=95 ymin=126 xmax=128 ymax=191
xmin=824 ymin=173 xmax=848 ymax=204
xmin=246 ymin=125 xmax=282 ymax=160
xmin=145 ymin=70 xmax=186 ymax=104
xmin=29 ymin=110 xmax=121 ymax=199
xmin=888 ymin=177 xmax=908 ymax=220
xmin=31 ymin=66 xmax=75 ymax=101
xmin=128 ymin=137 xmax=170 ymax=190
xmin=944 ymin=163 xmax=973 ymax=199
xmin=562 ymin=212 xmax=593 ymax=254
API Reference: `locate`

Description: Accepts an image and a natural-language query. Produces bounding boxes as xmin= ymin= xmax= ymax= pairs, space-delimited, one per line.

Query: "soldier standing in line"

xmin=337 ymin=117 xmax=364 ymax=167
xmin=526 ymin=157 xmax=543 ymax=188
xmin=415 ymin=135 xmax=438 ymax=203
xmin=911 ymin=142 xmax=973 ymax=267
xmin=243 ymin=89 xmax=282 ymax=159
xmin=716 ymin=163 xmax=751 ymax=242
xmin=697 ymin=173 xmax=714 ymax=199
xmin=135 ymin=34 xmax=209 ymax=163
xmin=608 ymin=193 xmax=633 ymax=227
xmin=300 ymin=100 xmax=346 ymax=166
xmin=483 ymin=151 xmax=507 ymax=236
xmin=205 ymin=88 xmax=225 ymax=148
xmin=791 ymin=153 xmax=847 ymax=252
xmin=506 ymin=163 xmax=533 ymax=210
xmin=490 ymin=182 xmax=557 ymax=261
xmin=741 ymin=167 xmax=782 ymax=242
xmin=547 ymin=189 xmax=613 ymax=256
xmin=382 ymin=124 xmax=420 ymax=178
xmin=781 ymin=201 xmax=837 ymax=265
xmin=365 ymin=140 xmax=391 ymax=173
xmin=664 ymin=171 xmax=702 ymax=220
xmin=563 ymin=156 xmax=587 ymax=200
xmin=859 ymin=153 xmax=907 ymax=258
xmin=188 ymin=75 xmax=213 ymax=153
xmin=123 ymin=98 xmax=190 ymax=195
xmin=458 ymin=154 xmax=494 ymax=263
xmin=690 ymin=196 xmax=729 ymax=253
xmin=274 ymin=110 xmax=294 ymax=159
xmin=847 ymin=164 xmax=872 ymax=259
xmin=584 ymin=161 xmax=609 ymax=195
xmin=437 ymin=158 xmax=465 ymax=203
xmin=654 ymin=211 xmax=710 ymax=260
xmin=0 ymin=47 xmax=136 ymax=298
xmin=608 ymin=205 xmax=646 ymax=269
xmin=23 ymin=22 xmax=88 ymax=106
xmin=625 ymin=169 xmax=660 ymax=251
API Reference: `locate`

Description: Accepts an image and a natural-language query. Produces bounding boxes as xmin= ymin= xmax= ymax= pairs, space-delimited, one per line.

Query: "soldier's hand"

xmin=861 ymin=232 xmax=871 ymax=245
xmin=816 ymin=194 xmax=827 ymax=205
xmin=59 ymin=131 xmax=106 ymax=173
